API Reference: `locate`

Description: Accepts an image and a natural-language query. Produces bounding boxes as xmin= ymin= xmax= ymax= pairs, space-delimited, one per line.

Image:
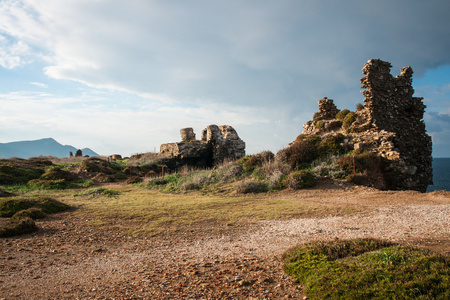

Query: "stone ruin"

xmin=159 ymin=125 xmax=245 ymax=170
xmin=301 ymin=59 xmax=432 ymax=192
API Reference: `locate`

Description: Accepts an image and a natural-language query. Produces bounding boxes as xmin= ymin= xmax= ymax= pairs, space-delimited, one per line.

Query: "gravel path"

xmin=1 ymin=187 xmax=449 ymax=299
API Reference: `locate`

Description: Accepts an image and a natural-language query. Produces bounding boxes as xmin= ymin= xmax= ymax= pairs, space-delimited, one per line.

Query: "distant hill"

xmin=0 ymin=138 xmax=99 ymax=158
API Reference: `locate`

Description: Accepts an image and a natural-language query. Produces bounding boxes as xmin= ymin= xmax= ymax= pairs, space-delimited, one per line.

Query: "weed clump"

xmin=237 ymin=151 xmax=274 ymax=173
xmin=283 ymin=170 xmax=316 ymax=190
xmin=0 ymin=217 xmax=38 ymax=237
xmin=236 ymin=181 xmax=268 ymax=194
xmin=127 ymin=176 xmax=143 ymax=184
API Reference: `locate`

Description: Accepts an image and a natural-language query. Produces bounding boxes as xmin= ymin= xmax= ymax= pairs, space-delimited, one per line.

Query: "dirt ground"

xmin=1 ymin=180 xmax=449 ymax=299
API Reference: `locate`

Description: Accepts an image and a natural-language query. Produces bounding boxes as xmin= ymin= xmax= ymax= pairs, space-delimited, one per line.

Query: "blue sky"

xmin=1 ymin=0 xmax=450 ymax=157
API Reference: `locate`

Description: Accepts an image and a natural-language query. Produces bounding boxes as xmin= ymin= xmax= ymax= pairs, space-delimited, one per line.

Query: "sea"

xmin=427 ymin=157 xmax=450 ymax=192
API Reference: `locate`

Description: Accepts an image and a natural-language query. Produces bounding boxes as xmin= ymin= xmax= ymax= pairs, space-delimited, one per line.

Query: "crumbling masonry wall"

xmin=360 ymin=59 xmax=432 ymax=191
xmin=300 ymin=59 xmax=432 ymax=192
xmin=159 ymin=125 xmax=245 ymax=170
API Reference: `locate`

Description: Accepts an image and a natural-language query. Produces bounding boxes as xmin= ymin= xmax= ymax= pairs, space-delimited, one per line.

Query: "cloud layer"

xmin=1 ymin=0 xmax=450 ymax=156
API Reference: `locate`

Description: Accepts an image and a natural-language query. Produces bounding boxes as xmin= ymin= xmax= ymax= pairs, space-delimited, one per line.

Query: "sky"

xmin=1 ymin=0 xmax=450 ymax=157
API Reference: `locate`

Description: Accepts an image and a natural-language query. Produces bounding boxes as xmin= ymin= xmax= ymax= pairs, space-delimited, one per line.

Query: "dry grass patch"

xmin=54 ymin=185 xmax=364 ymax=236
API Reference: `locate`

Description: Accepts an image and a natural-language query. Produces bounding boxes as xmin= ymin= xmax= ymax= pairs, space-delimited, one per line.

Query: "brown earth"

xmin=1 ymin=180 xmax=449 ymax=299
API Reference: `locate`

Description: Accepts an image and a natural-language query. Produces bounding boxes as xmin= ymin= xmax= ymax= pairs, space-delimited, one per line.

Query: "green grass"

xmin=283 ymin=239 xmax=450 ymax=300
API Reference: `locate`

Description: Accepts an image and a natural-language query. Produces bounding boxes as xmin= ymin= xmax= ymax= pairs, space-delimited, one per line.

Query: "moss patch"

xmin=284 ymin=239 xmax=450 ymax=300
xmin=0 ymin=196 xmax=70 ymax=217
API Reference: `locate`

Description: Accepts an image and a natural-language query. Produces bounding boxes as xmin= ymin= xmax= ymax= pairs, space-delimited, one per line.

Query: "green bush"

xmin=327 ymin=120 xmax=342 ymax=131
xmin=283 ymin=170 xmax=316 ymax=190
xmin=283 ymin=135 xmax=345 ymax=170
xmin=313 ymin=112 xmax=322 ymax=121
xmin=315 ymin=121 xmax=325 ymax=130
xmin=27 ymin=178 xmax=71 ymax=190
xmin=0 ymin=165 xmax=42 ymax=185
xmin=0 ymin=217 xmax=38 ymax=237
xmin=284 ymin=239 xmax=450 ymax=300
xmin=12 ymin=207 xmax=47 ymax=220
xmin=0 ymin=196 xmax=70 ymax=217
xmin=81 ymin=157 xmax=120 ymax=174
xmin=342 ymin=112 xmax=357 ymax=129
xmin=336 ymin=109 xmax=351 ymax=120
xmin=318 ymin=134 xmax=345 ymax=156
xmin=40 ymin=166 xmax=77 ymax=181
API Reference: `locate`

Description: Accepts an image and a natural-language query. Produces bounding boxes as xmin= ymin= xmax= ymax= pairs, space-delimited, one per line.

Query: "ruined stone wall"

xmin=360 ymin=59 xmax=432 ymax=191
xmin=159 ymin=125 xmax=245 ymax=169
xmin=299 ymin=59 xmax=432 ymax=192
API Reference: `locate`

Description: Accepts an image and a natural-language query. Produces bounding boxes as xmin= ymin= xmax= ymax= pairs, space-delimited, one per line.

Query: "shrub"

xmin=283 ymin=135 xmax=321 ymax=169
xmin=326 ymin=120 xmax=342 ymax=131
xmin=27 ymin=178 xmax=71 ymax=190
xmin=336 ymin=109 xmax=351 ymax=120
xmin=82 ymin=157 xmax=120 ymax=174
xmin=12 ymin=207 xmax=46 ymax=220
xmin=236 ymin=181 xmax=268 ymax=194
xmin=282 ymin=135 xmax=345 ymax=170
xmin=0 ymin=196 xmax=70 ymax=217
xmin=313 ymin=112 xmax=322 ymax=121
xmin=283 ymin=170 xmax=316 ymax=190
xmin=318 ymin=134 xmax=345 ymax=156
xmin=93 ymin=173 xmax=115 ymax=183
xmin=342 ymin=112 xmax=357 ymax=129
xmin=0 ymin=159 xmax=47 ymax=185
xmin=40 ymin=166 xmax=77 ymax=181
xmin=315 ymin=121 xmax=325 ymax=130
xmin=336 ymin=152 xmax=386 ymax=189
xmin=0 ymin=217 xmax=38 ymax=237
xmin=213 ymin=160 xmax=242 ymax=182
xmin=237 ymin=151 xmax=274 ymax=173
xmin=356 ymin=103 xmax=365 ymax=111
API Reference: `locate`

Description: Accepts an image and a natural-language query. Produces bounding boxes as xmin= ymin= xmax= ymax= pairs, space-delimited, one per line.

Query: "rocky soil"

xmin=1 ymin=182 xmax=449 ymax=299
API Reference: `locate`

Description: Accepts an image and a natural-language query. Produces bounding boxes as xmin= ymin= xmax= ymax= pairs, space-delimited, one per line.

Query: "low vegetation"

xmin=0 ymin=196 xmax=70 ymax=237
xmin=284 ymin=239 xmax=450 ymax=299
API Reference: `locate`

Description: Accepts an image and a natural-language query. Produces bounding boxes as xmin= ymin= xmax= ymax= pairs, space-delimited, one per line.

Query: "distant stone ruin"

xmin=159 ymin=125 xmax=245 ymax=169
xmin=301 ymin=59 xmax=432 ymax=192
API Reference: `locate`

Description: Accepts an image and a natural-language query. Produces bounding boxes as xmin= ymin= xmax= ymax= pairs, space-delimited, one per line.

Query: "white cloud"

xmin=0 ymin=0 xmax=450 ymax=156
xmin=0 ymin=91 xmax=284 ymax=155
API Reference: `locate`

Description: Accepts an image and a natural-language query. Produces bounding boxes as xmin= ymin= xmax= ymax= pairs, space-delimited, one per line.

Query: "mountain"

xmin=0 ymin=138 xmax=99 ymax=158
